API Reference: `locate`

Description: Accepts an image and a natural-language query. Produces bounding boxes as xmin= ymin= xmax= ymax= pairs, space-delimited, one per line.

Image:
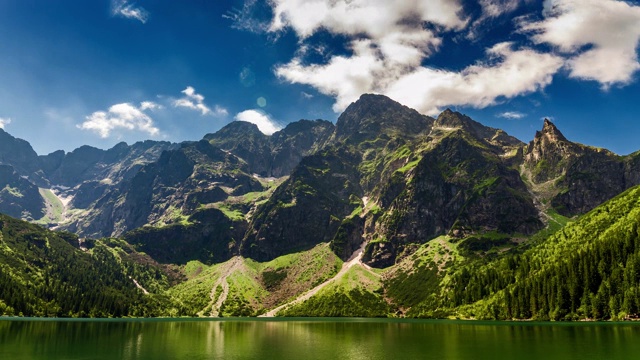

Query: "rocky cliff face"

xmin=242 ymin=148 xmax=362 ymax=261
xmin=240 ymin=95 xmax=435 ymax=262
xmin=205 ymin=119 xmax=334 ymax=177
xmin=522 ymin=118 xmax=639 ymax=216
xmin=240 ymin=95 xmax=542 ymax=267
xmin=269 ymin=119 xmax=335 ymax=177
xmin=62 ymin=120 xmax=334 ymax=239
xmin=523 ymin=119 xmax=579 ymax=183
xmin=124 ymin=207 xmax=247 ymax=265
xmin=365 ymin=131 xmax=540 ymax=267
xmin=334 ymin=94 xmax=432 ymax=145
xmin=0 ymin=165 xmax=44 ymax=220
xmin=356 ymin=109 xmax=536 ymax=267
xmin=0 ymin=137 xmax=177 ymax=232
xmin=64 ymin=139 xmax=262 ymax=238
xmin=0 ymin=129 xmax=47 ymax=186
xmin=45 ymin=141 xmax=176 ymax=187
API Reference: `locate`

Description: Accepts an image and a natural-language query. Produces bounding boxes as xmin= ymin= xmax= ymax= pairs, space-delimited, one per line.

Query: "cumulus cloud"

xmin=111 ymin=0 xmax=149 ymax=23
xmin=386 ymin=43 xmax=563 ymax=114
xmin=276 ymin=39 xmax=387 ymax=112
xmin=77 ymin=102 xmax=159 ymax=138
xmin=173 ymin=86 xmax=228 ymax=116
xmin=234 ymin=110 xmax=282 ymax=135
xmin=270 ymin=0 xmax=467 ymax=37
xmin=270 ymin=0 xmax=465 ymax=70
xmin=140 ymin=101 xmax=163 ymax=111
xmin=280 ymin=41 xmax=562 ymax=115
xmin=271 ymin=0 xmax=565 ymax=115
xmin=522 ymin=0 xmax=640 ymax=87
xmin=498 ymin=111 xmax=526 ymax=119
xmin=0 ymin=117 xmax=11 ymax=129
xmin=246 ymin=0 xmax=640 ymax=116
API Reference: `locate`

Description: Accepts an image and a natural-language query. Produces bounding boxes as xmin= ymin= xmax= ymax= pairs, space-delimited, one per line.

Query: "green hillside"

xmin=395 ymin=185 xmax=640 ymax=320
xmin=0 ymin=215 xmax=179 ymax=317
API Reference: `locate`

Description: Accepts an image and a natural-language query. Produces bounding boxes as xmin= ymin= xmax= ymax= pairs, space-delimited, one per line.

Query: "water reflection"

xmin=1 ymin=319 xmax=640 ymax=360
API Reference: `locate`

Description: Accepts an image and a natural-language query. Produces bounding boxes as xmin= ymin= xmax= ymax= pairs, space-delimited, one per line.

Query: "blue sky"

xmin=0 ymin=0 xmax=639 ymax=155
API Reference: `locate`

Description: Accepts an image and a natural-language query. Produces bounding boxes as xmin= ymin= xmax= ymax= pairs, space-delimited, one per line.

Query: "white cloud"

xmin=276 ymin=39 xmax=387 ymax=112
xmin=173 ymin=86 xmax=228 ymax=117
xmin=0 ymin=117 xmax=11 ymax=129
xmin=112 ymin=0 xmax=149 ymax=24
xmin=269 ymin=0 xmax=467 ymax=37
xmin=522 ymin=0 xmax=640 ymax=87
xmin=140 ymin=101 xmax=163 ymax=111
xmin=386 ymin=43 xmax=563 ymax=115
xmin=498 ymin=111 xmax=526 ymax=119
xmin=280 ymin=41 xmax=563 ymax=115
xmin=271 ymin=1 xmax=564 ymax=115
xmin=77 ymin=102 xmax=159 ymax=138
xmin=270 ymin=0 xmax=465 ymax=73
xmin=251 ymin=0 xmax=640 ymax=117
xmin=234 ymin=110 xmax=282 ymax=135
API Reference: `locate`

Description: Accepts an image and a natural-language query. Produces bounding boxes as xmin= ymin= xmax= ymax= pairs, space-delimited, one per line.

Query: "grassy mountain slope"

xmin=168 ymin=243 xmax=342 ymax=316
xmin=278 ymin=265 xmax=390 ymax=317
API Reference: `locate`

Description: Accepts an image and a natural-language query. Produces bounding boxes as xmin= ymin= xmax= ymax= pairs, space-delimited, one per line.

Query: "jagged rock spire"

xmin=539 ymin=118 xmax=567 ymax=142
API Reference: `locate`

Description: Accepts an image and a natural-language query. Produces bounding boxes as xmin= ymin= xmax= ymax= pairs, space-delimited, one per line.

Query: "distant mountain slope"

xmin=0 ymin=138 xmax=176 ymax=232
xmin=0 ymin=129 xmax=47 ymax=186
xmin=61 ymin=119 xmax=334 ymax=239
xmin=0 ymin=165 xmax=44 ymax=220
xmin=205 ymin=119 xmax=334 ymax=177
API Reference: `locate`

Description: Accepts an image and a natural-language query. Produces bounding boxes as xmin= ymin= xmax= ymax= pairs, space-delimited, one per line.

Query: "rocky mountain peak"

xmin=205 ymin=121 xmax=265 ymax=142
xmin=335 ymin=94 xmax=432 ymax=143
xmin=434 ymin=108 xmax=465 ymax=128
xmin=539 ymin=119 xmax=567 ymax=142
xmin=0 ymin=128 xmax=48 ymax=186
xmin=524 ymin=119 xmax=581 ymax=184
xmin=434 ymin=109 xmax=523 ymax=148
xmin=527 ymin=119 xmax=571 ymax=159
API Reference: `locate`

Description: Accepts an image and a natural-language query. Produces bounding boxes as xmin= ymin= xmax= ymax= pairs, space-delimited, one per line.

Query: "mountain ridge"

xmin=2 ymin=94 xmax=639 ymax=261
xmin=2 ymin=93 xmax=640 ymax=319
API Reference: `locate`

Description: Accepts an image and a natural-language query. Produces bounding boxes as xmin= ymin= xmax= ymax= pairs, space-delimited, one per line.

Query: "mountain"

xmin=522 ymin=119 xmax=640 ymax=216
xmin=0 ymin=129 xmax=47 ymax=186
xmin=63 ymin=119 xmax=334 ymax=240
xmin=205 ymin=119 xmax=334 ymax=177
xmin=0 ymin=138 xmax=177 ymax=233
xmin=63 ymin=139 xmax=261 ymax=238
xmin=2 ymin=93 xmax=640 ymax=319
xmin=243 ymin=95 xmax=540 ymax=267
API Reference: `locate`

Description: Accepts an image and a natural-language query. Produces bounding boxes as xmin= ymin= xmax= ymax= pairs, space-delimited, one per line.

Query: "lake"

xmin=1 ymin=318 xmax=639 ymax=359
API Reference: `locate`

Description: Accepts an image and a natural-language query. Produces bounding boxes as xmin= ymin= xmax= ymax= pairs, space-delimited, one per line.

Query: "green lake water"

xmin=1 ymin=318 xmax=639 ymax=359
